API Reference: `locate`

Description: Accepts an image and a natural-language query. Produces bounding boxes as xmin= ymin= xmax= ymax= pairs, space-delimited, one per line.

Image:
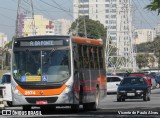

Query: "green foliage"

xmin=69 ymin=16 xmax=107 ymax=40
xmin=136 ymin=37 xmax=160 ymax=68
xmin=136 ymin=42 xmax=154 ymax=53
xmin=4 ymin=41 xmax=12 ymax=49
xmin=145 ymin=0 xmax=160 ymax=15
xmin=136 ymin=54 xmax=149 ymax=69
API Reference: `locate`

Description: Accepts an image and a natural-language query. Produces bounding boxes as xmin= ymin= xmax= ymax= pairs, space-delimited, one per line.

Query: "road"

xmin=1 ymin=88 xmax=160 ymax=118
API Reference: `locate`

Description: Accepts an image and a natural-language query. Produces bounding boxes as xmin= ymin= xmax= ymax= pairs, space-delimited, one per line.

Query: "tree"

xmin=1 ymin=41 xmax=12 ymax=69
xmin=136 ymin=54 xmax=149 ymax=69
xmin=69 ymin=16 xmax=107 ymax=40
xmin=145 ymin=0 xmax=160 ymax=15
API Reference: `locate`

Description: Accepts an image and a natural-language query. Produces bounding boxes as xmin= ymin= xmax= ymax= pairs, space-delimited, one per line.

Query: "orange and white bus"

xmin=11 ymin=35 xmax=106 ymax=111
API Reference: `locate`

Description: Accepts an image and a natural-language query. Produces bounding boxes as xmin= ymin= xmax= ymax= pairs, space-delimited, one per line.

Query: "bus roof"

xmin=15 ymin=35 xmax=70 ymax=40
xmin=72 ymin=36 xmax=103 ymax=46
xmin=14 ymin=35 xmax=103 ymax=46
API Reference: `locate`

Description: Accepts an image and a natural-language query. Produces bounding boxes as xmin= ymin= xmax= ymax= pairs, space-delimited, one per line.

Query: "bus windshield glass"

xmin=13 ymin=49 xmax=70 ymax=83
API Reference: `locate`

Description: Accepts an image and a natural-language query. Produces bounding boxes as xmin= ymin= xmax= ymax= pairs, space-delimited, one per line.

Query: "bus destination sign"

xmin=20 ymin=40 xmax=63 ymax=47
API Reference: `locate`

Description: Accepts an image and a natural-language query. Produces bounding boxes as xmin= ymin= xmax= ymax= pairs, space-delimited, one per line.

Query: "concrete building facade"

xmin=23 ymin=15 xmax=71 ymax=36
xmin=134 ymin=29 xmax=156 ymax=44
xmin=0 ymin=33 xmax=8 ymax=48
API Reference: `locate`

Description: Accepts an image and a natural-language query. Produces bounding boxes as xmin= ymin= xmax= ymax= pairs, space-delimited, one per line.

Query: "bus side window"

xmin=89 ymin=46 xmax=94 ymax=69
xmin=73 ymin=45 xmax=78 ymax=69
xmin=94 ymin=47 xmax=98 ymax=69
xmin=98 ymin=47 xmax=104 ymax=69
xmin=78 ymin=45 xmax=83 ymax=68
xmin=83 ymin=46 xmax=89 ymax=68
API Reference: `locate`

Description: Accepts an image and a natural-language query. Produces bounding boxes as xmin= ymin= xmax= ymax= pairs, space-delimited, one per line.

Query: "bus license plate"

xmin=36 ymin=100 xmax=47 ymax=105
xmin=127 ymin=93 xmax=135 ymax=96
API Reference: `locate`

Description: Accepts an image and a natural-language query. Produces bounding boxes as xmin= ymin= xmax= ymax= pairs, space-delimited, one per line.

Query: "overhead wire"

xmin=132 ymin=0 xmax=153 ymax=28
xmin=141 ymin=0 xmax=160 ymax=24
xmin=136 ymin=0 xmax=159 ymax=27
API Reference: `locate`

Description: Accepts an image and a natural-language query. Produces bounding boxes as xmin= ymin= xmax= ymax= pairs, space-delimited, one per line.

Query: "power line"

xmin=141 ymin=0 xmax=160 ymax=23
xmin=51 ymin=0 xmax=73 ymax=18
xmin=39 ymin=0 xmax=73 ymax=19
xmin=132 ymin=0 xmax=153 ymax=28
xmin=136 ymin=0 xmax=158 ymax=26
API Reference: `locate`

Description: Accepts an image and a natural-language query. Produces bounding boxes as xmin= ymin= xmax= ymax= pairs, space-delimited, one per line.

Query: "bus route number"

xmin=25 ymin=90 xmax=36 ymax=95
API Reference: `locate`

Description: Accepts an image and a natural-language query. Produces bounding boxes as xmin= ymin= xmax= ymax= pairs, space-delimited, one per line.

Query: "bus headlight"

xmin=12 ymin=86 xmax=22 ymax=96
xmin=64 ymin=85 xmax=72 ymax=94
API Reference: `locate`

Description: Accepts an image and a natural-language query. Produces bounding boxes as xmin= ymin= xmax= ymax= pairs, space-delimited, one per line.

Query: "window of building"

xmin=105 ymin=4 xmax=109 ymax=7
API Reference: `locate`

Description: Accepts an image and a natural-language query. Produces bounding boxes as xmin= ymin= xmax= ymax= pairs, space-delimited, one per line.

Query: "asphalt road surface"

xmin=1 ymin=88 xmax=160 ymax=118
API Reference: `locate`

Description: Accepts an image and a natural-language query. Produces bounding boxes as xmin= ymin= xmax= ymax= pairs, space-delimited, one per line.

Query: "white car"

xmin=0 ymin=72 xmax=12 ymax=106
xmin=107 ymin=76 xmax=123 ymax=94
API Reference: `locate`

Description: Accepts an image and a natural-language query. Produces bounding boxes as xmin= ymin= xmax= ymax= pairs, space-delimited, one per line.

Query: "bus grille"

xmin=25 ymin=97 xmax=58 ymax=104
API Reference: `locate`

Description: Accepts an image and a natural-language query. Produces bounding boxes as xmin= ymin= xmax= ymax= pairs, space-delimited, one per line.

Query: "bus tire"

xmin=83 ymin=86 xmax=100 ymax=111
xmin=79 ymin=85 xmax=83 ymax=103
xmin=23 ymin=105 xmax=31 ymax=111
xmin=83 ymin=103 xmax=90 ymax=111
xmin=7 ymin=101 xmax=12 ymax=107
xmin=91 ymin=86 xmax=100 ymax=110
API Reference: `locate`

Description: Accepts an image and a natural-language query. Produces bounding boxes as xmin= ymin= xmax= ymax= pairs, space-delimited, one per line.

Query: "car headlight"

xmin=136 ymin=90 xmax=143 ymax=93
xmin=119 ymin=90 xmax=126 ymax=93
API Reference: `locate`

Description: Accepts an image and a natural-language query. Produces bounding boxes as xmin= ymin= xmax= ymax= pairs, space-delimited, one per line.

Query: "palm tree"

xmin=145 ymin=0 xmax=160 ymax=15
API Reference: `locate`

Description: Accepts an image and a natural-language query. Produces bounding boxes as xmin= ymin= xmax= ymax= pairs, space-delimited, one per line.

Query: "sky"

xmin=0 ymin=0 xmax=160 ymax=40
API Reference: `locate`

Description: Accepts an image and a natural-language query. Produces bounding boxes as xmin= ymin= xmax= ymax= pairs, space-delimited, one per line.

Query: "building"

xmin=23 ymin=15 xmax=72 ymax=36
xmin=73 ymin=0 xmax=136 ymax=70
xmin=54 ymin=19 xmax=72 ymax=35
xmin=23 ymin=15 xmax=54 ymax=36
xmin=0 ymin=33 xmax=8 ymax=48
xmin=73 ymin=0 xmax=133 ymax=53
xmin=154 ymin=24 xmax=160 ymax=37
xmin=134 ymin=29 xmax=156 ymax=44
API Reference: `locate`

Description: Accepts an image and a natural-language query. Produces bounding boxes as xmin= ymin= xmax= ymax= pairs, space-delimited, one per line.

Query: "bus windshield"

xmin=13 ymin=49 xmax=70 ymax=83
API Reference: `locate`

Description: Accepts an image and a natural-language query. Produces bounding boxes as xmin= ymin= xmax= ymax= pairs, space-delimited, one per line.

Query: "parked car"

xmin=0 ymin=72 xmax=12 ymax=106
xmin=117 ymin=76 xmax=151 ymax=102
xmin=128 ymin=73 xmax=152 ymax=86
xmin=107 ymin=76 xmax=123 ymax=94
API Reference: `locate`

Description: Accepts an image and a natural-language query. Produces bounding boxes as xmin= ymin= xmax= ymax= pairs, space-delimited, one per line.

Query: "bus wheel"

xmin=7 ymin=101 xmax=12 ymax=107
xmin=90 ymin=86 xmax=100 ymax=110
xmin=71 ymin=104 xmax=79 ymax=112
xmin=83 ymin=103 xmax=90 ymax=111
xmin=23 ymin=105 xmax=31 ymax=111
xmin=83 ymin=87 xmax=100 ymax=111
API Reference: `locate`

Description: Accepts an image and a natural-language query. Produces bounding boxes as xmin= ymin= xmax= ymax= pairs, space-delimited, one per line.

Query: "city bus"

xmin=11 ymin=35 xmax=107 ymax=111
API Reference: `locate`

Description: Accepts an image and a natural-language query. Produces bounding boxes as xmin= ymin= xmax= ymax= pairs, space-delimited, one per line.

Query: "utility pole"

xmin=16 ymin=0 xmax=36 ymax=37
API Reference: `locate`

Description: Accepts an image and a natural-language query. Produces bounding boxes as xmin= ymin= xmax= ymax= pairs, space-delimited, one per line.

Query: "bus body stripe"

xmin=73 ymin=37 xmax=103 ymax=45
xmin=16 ymin=84 xmax=66 ymax=96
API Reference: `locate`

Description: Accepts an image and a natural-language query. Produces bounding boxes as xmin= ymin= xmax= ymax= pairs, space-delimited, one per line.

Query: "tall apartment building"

xmin=23 ymin=15 xmax=54 ymax=36
xmin=73 ymin=0 xmax=136 ymax=69
xmin=134 ymin=29 xmax=156 ymax=44
xmin=23 ymin=15 xmax=71 ymax=36
xmin=54 ymin=19 xmax=72 ymax=35
xmin=73 ymin=0 xmax=133 ymax=49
